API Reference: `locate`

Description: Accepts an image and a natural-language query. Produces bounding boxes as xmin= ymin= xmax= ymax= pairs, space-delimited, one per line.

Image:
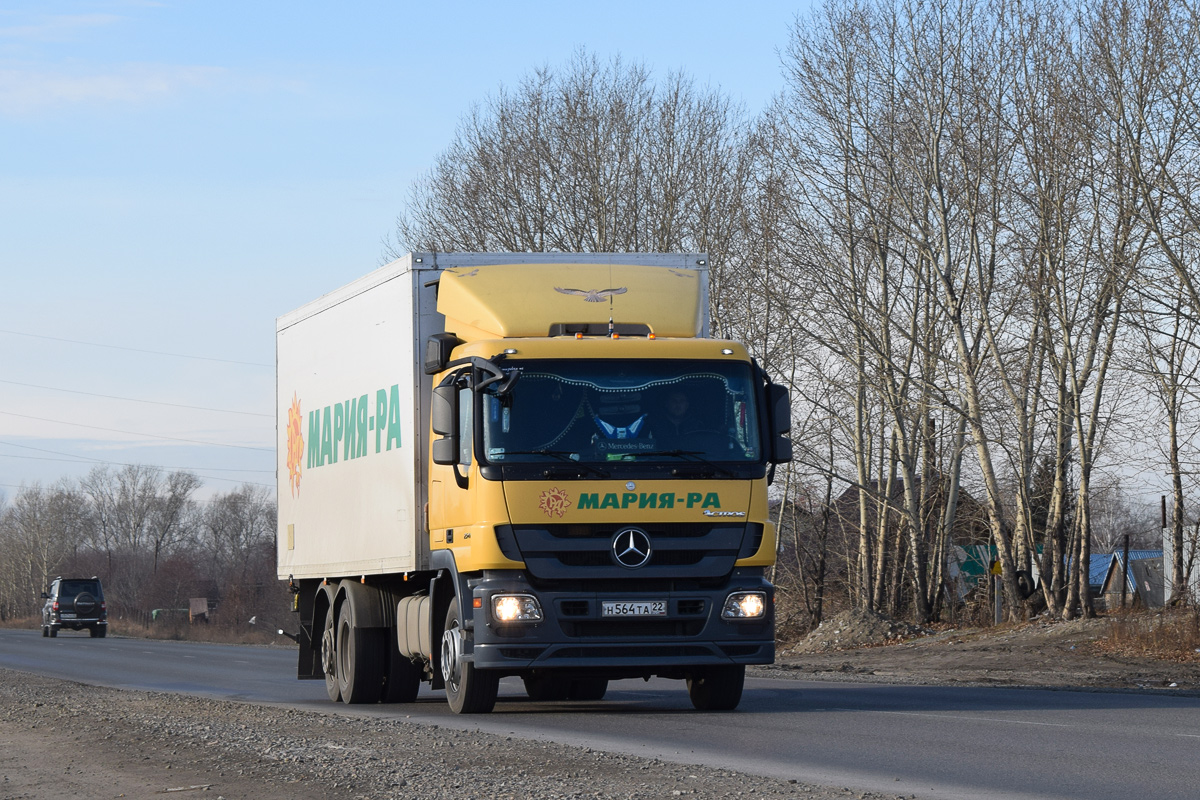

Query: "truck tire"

xmin=336 ymin=601 xmax=385 ymax=704
xmin=523 ymin=674 xmax=570 ymax=701
xmin=569 ymin=678 xmax=608 ymax=701
xmin=321 ymin=605 xmax=340 ymax=702
xmin=383 ymin=652 xmax=422 ymax=703
xmin=441 ymin=598 xmax=498 ymax=714
xmin=687 ymin=664 xmax=745 ymax=711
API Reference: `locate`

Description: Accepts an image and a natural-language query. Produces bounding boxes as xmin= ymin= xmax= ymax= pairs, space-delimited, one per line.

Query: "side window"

xmin=458 ymin=387 xmax=472 ymax=467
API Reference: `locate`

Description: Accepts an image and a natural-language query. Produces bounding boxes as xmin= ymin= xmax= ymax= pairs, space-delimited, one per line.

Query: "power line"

xmin=0 ymin=442 xmax=273 ymax=473
xmin=0 ymin=328 xmax=272 ymax=368
xmin=0 ymin=442 xmax=274 ymax=489
xmin=0 ymin=410 xmax=273 ymax=452
xmin=0 ymin=379 xmax=272 ymax=418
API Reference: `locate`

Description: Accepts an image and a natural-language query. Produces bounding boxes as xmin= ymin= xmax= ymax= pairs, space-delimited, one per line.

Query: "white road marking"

xmin=827 ymin=708 xmax=1074 ymax=727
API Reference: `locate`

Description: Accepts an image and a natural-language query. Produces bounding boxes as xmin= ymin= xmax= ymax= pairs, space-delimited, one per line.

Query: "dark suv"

xmin=42 ymin=577 xmax=107 ymax=638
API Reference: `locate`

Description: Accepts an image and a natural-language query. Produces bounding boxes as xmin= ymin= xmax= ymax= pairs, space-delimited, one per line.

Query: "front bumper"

xmin=468 ymin=570 xmax=774 ymax=672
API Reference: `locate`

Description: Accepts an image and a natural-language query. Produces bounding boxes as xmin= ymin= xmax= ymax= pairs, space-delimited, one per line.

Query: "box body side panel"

xmin=277 ymin=262 xmax=440 ymax=579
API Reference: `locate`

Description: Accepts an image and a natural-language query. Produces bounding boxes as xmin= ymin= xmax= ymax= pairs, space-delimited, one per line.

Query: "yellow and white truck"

xmin=276 ymin=252 xmax=791 ymax=713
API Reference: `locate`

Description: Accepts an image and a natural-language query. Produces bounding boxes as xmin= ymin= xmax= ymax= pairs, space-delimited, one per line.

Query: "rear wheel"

xmin=48 ymin=626 xmax=58 ymax=638
xmin=89 ymin=625 xmax=106 ymax=638
xmin=41 ymin=624 xmax=48 ymax=638
xmin=442 ymin=598 xmax=498 ymax=714
xmin=321 ymin=605 xmax=340 ymax=702
xmin=687 ymin=664 xmax=745 ymax=711
xmin=336 ymin=600 xmax=385 ymax=704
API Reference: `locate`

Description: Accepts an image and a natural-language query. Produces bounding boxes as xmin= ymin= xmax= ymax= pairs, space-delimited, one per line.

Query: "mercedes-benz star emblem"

xmin=611 ymin=528 xmax=652 ymax=569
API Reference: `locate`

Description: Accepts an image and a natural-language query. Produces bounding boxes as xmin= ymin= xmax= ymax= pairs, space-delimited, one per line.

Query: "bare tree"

xmin=146 ymin=470 xmax=201 ymax=573
xmin=388 ymin=49 xmax=753 ymax=300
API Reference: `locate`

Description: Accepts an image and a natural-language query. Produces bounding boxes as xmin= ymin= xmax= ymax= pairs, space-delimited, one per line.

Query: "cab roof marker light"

xmin=721 ymin=348 xmax=734 ymax=355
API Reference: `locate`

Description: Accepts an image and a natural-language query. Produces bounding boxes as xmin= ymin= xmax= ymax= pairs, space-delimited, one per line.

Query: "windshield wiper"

xmin=496 ymin=449 xmax=610 ymax=479
xmin=634 ymin=450 xmax=737 ymax=478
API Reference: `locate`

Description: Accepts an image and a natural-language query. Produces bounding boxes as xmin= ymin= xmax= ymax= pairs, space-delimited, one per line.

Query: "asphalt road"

xmin=3 ymin=628 xmax=1198 ymax=800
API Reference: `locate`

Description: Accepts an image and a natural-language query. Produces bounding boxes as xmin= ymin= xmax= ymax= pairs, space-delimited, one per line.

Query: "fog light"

xmin=722 ymin=591 xmax=766 ymax=620
xmin=492 ymin=594 xmax=543 ymax=622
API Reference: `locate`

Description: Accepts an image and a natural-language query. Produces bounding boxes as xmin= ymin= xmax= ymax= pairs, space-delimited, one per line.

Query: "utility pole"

xmin=1119 ymin=534 xmax=1130 ymax=609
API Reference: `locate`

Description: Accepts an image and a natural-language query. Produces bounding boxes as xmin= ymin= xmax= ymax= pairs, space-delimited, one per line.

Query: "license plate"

xmin=602 ymin=600 xmax=667 ymax=617
xmin=60 ymin=613 xmax=76 ymax=619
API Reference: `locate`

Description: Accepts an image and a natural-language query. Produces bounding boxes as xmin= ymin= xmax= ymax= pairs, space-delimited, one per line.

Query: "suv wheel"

xmin=89 ymin=625 xmax=106 ymax=638
xmin=41 ymin=625 xmax=48 ymax=638
xmin=48 ymin=626 xmax=58 ymax=638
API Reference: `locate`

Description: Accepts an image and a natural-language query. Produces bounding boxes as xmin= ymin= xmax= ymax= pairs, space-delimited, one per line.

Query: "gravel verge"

xmin=0 ymin=669 xmax=908 ymax=800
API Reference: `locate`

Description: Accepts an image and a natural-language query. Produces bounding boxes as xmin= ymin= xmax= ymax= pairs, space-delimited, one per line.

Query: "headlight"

xmin=721 ymin=591 xmax=767 ymax=620
xmin=491 ymin=593 xmax=544 ymax=623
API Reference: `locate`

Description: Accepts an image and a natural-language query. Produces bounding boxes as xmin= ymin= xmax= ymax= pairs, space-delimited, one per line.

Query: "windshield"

xmin=481 ymin=359 xmax=762 ymax=465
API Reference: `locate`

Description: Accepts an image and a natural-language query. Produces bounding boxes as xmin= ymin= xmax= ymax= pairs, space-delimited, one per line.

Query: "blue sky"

xmin=0 ymin=0 xmax=810 ymax=499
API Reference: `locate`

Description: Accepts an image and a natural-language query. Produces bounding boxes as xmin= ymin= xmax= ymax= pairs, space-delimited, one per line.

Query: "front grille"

xmin=511 ymin=523 xmax=752 ymax=580
xmin=677 ymin=599 xmax=706 ymax=615
xmin=560 ymin=600 xmax=590 ymax=616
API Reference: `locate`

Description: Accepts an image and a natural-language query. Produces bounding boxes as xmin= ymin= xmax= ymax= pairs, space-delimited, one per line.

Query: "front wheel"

xmin=523 ymin=674 xmax=570 ymax=701
xmin=441 ymin=598 xmax=498 ymax=714
xmin=687 ymin=664 xmax=745 ymax=711
xmin=569 ymin=678 xmax=608 ymax=701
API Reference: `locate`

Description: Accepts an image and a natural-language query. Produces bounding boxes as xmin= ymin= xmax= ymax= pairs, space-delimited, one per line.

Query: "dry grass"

xmin=1 ymin=615 xmax=289 ymax=647
xmin=1097 ymin=606 xmax=1200 ymax=662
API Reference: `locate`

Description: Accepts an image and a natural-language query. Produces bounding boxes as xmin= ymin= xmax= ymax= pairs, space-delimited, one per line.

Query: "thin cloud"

xmin=0 ymin=14 xmax=123 ymax=43
xmin=0 ymin=63 xmax=227 ymax=113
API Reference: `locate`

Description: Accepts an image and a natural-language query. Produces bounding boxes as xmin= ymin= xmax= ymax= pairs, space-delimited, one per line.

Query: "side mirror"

xmin=424 ymin=333 xmax=463 ymax=375
xmin=767 ymin=384 xmax=793 ymax=464
xmin=768 ymin=384 xmax=791 ymax=435
xmin=431 ymin=384 xmax=458 ymax=436
xmin=431 ymin=383 xmax=460 ymax=465
xmin=40 ymin=592 xmax=49 ymax=600
xmin=431 ymin=437 xmax=459 ymax=465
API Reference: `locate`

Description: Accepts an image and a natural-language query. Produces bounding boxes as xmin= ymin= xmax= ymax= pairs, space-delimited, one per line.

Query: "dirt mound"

xmin=788 ymin=608 xmax=932 ymax=653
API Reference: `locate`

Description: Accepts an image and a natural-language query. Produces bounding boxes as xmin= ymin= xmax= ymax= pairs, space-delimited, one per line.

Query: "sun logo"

xmin=538 ymin=487 xmax=571 ymax=518
xmin=286 ymin=392 xmax=304 ymax=497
